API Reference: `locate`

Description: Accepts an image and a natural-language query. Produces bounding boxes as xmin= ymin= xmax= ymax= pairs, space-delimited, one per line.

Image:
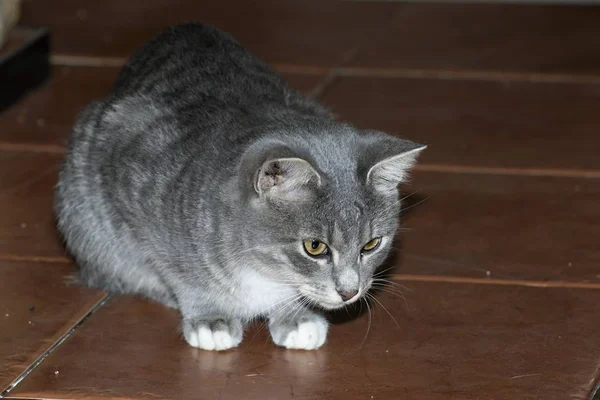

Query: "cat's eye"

xmin=362 ymin=237 xmax=381 ymax=253
xmin=303 ymin=240 xmax=329 ymax=257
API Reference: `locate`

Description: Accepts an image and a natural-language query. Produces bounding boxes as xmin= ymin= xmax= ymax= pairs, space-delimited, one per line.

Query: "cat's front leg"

xmin=177 ymin=286 xmax=245 ymax=351
xmin=268 ymin=308 xmax=329 ymax=350
xmin=182 ymin=316 xmax=244 ymax=351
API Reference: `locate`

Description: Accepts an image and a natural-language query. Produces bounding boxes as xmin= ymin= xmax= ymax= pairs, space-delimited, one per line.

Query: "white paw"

xmin=185 ymin=325 xmax=239 ymax=351
xmin=282 ymin=319 xmax=328 ymax=350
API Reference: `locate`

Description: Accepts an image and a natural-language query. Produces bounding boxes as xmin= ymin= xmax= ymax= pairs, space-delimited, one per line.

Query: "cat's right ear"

xmin=254 ymin=157 xmax=321 ymax=202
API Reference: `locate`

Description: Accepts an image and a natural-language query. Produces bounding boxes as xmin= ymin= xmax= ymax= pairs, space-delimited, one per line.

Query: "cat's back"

xmin=111 ymin=23 xmax=290 ymax=106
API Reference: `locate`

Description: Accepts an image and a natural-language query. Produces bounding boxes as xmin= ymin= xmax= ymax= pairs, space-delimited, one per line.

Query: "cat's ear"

xmin=254 ymin=157 xmax=321 ymax=201
xmin=363 ymin=135 xmax=426 ymax=195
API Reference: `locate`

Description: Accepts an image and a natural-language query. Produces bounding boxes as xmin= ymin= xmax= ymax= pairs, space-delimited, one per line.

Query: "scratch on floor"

xmin=510 ymin=373 xmax=542 ymax=380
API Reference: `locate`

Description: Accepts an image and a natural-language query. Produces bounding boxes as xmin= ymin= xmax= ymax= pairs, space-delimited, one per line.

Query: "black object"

xmin=0 ymin=26 xmax=50 ymax=113
xmin=591 ymin=378 xmax=600 ymax=400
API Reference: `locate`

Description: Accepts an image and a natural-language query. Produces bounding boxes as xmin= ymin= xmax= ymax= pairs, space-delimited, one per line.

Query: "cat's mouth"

xmin=299 ymin=287 xmax=364 ymax=310
xmin=313 ymin=299 xmax=346 ymax=310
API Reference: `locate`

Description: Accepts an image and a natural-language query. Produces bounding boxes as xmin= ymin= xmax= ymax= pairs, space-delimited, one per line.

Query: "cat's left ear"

xmin=362 ymin=134 xmax=427 ymax=195
xmin=254 ymin=157 xmax=321 ymax=201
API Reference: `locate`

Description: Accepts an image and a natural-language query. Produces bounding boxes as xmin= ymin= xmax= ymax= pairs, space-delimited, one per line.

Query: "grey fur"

xmin=54 ymin=23 xmax=426 ymax=351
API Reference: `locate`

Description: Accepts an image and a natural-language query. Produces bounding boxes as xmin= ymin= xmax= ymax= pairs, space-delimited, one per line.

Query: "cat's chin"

xmin=316 ymin=295 xmax=364 ymax=311
xmin=305 ymin=296 xmax=353 ymax=311
xmin=298 ymin=288 xmax=345 ymax=310
xmin=314 ymin=300 xmax=346 ymax=311
xmin=301 ymin=289 xmax=367 ymax=311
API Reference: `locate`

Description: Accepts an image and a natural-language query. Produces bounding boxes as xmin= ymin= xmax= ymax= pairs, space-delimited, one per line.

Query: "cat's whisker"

xmin=248 ymin=293 xmax=304 ymax=344
xmin=266 ymin=293 xmax=304 ymax=319
xmin=398 ymin=196 xmax=429 ymax=214
xmin=273 ymin=295 xmax=305 ymax=327
xmin=372 ymin=276 xmax=410 ymax=285
xmin=248 ymin=319 xmax=270 ymax=344
xmin=399 ymin=191 xmax=418 ymax=203
xmin=371 ymin=278 xmax=414 ymax=293
xmin=376 ymin=192 xmax=417 ymax=216
xmin=373 ymin=265 xmax=398 ymax=277
xmin=359 ymin=297 xmax=372 ymax=348
xmin=372 ymin=278 xmax=413 ymax=292
xmin=370 ymin=288 xmax=411 ymax=309
xmin=288 ymin=296 xmax=311 ymax=325
xmin=366 ymin=293 xmax=401 ymax=329
xmin=370 ymin=285 xmax=409 ymax=299
xmin=369 ymin=285 xmax=406 ymax=297
xmin=377 ymin=199 xmax=402 ymax=216
xmin=249 ymin=292 xmax=305 ymax=343
xmin=370 ymin=280 xmax=412 ymax=309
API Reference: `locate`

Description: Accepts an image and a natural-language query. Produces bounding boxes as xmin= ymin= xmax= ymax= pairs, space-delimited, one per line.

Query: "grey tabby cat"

xmin=54 ymin=23 xmax=426 ymax=351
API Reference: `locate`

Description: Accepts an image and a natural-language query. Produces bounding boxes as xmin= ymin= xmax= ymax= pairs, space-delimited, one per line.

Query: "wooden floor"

xmin=2 ymin=1 xmax=600 ymax=399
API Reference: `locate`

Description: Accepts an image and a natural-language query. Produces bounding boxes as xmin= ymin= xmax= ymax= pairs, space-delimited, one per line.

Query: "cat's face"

xmin=239 ymin=131 xmax=425 ymax=310
xmin=264 ymin=187 xmax=400 ymax=310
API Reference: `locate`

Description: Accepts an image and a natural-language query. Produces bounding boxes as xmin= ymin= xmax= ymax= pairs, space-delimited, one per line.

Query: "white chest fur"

xmin=233 ymin=269 xmax=297 ymax=318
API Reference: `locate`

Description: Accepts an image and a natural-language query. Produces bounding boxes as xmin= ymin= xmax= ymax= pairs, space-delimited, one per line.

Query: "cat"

xmin=54 ymin=23 xmax=426 ymax=351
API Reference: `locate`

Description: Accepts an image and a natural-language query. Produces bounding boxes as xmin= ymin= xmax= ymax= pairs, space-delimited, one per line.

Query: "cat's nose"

xmin=337 ymin=289 xmax=359 ymax=302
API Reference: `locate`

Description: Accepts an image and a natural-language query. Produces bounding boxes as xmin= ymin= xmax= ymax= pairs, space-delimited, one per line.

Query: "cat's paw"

xmin=269 ymin=313 xmax=328 ymax=350
xmin=183 ymin=318 xmax=243 ymax=351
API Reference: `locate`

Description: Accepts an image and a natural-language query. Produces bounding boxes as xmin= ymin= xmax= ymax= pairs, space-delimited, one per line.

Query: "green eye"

xmin=362 ymin=237 xmax=381 ymax=253
xmin=303 ymin=240 xmax=329 ymax=257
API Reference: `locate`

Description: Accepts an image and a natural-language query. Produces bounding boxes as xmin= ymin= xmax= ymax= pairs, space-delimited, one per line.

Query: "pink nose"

xmin=337 ymin=290 xmax=358 ymax=302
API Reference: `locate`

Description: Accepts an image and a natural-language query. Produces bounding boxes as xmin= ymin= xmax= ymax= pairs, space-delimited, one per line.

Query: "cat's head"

xmin=236 ymin=126 xmax=425 ymax=310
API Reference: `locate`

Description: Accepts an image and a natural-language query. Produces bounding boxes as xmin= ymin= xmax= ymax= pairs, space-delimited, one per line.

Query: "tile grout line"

xmin=50 ymin=54 xmax=600 ymax=85
xmin=271 ymin=63 xmax=331 ymax=76
xmin=3 ymin=251 xmax=600 ymax=290
xmin=0 ymin=143 xmax=65 ymax=154
xmin=50 ymin=54 xmax=126 ymax=68
xmin=0 ymin=255 xmax=71 ymax=264
xmin=390 ymin=274 xmax=600 ymax=290
xmin=309 ymin=45 xmax=362 ymax=99
xmin=336 ymin=66 xmax=600 ymax=85
xmin=2 ymin=398 xmax=74 ymax=400
xmin=309 ymin=70 xmax=339 ymax=99
xmin=0 ymin=294 xmax=113 ymax=398
xmin=2 ymin=143 xmax=600 ymax=179
xmin=50 ymin=54 xmax=332 ymax=76
xmin=413 ymin=164 xmax=600 ymax=179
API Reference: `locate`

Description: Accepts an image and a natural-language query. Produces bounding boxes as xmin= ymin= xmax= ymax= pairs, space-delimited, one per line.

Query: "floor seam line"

xmin=1 ymin=143 xmax=600 ymax=179
xmin=310 ymin=44 xmax=362 ymax=99
xmin=413 ymin=164 xmax=600 ymax=178
xmin=390 ymin=274 xmax=600 ymax=290
xmin=335 ymin=66 xmax=600 ymax=85
xmin=309 ymin=70 xmax=339 ymax=99
xmin=0 ymin=294 xmax=113 ymax=398
xmin=0 ymin=255 xmax=71 ymax=264
xmin=49 ymin=54 xmax=600 ymax=84
xmin=0 ymin=144 xmax=65 ymax=154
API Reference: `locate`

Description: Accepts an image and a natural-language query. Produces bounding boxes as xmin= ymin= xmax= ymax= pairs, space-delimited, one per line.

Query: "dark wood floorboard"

xmin=2 ymin=1 xmax=600 ymax=399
